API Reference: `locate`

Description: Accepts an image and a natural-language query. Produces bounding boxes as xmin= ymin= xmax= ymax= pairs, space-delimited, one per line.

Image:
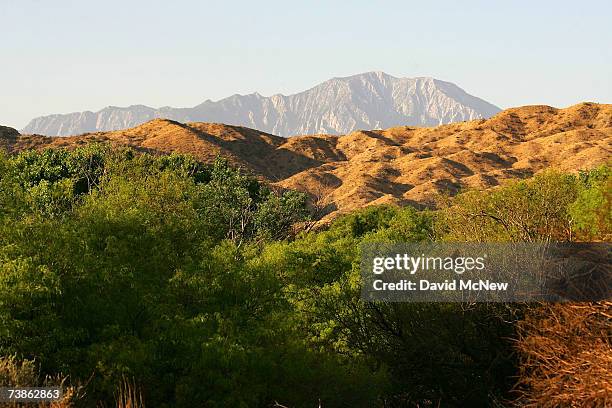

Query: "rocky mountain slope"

xmin=22 ymin=72 xmax=500 ymax=137
xmin=5 ymin=103 xmax=610 ymax=221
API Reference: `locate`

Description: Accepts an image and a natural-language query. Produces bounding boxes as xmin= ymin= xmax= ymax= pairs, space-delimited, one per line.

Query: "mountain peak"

xmin=22 ymin=74 xmax=501 ymax=137
xmin=348 ymin=71 xmax=394 ymax=79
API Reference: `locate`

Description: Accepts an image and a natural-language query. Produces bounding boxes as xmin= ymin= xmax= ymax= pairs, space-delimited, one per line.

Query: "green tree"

xmin=440 ymin=171 xmax=580 ymax=242
xmin=569 ymin=165 xmax=611 ymax=240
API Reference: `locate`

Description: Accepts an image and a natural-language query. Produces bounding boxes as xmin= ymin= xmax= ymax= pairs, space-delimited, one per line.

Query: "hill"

xmin=21 ymin=72 xmax=500 ymax=136
xmin=5 ymin=102 xmax=611 ymax=221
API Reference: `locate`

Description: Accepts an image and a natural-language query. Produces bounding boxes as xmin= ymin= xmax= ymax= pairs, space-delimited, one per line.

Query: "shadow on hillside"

xmin=172 ymin=122 xmax=327 ymax=180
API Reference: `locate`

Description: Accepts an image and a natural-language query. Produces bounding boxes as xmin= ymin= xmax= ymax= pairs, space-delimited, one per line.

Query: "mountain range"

xmin=22 ymin=72 xmax=501 ymax=137
xmin=5 ymin=103 xmax=610 ymax=222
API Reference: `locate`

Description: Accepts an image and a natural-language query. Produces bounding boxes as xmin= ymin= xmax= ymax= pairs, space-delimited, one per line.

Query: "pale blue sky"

xmin=1 ymin=0 xmax=611 ymax=129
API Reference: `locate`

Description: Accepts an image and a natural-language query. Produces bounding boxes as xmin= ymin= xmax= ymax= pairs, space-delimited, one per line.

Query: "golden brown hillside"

xmin=3 ymin=103 xmax=611 ymax=220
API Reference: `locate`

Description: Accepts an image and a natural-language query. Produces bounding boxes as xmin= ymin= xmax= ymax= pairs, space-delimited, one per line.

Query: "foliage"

xmin=0 ymin=146 xmax=373 ymax=407
xmin=0 ymin=146 xmax=609 ymax=407
xmin=438 ymin=167 xmax=611 ymax=243
xmin=276 ymin=206 xmax=519 ymax=406
xmin=570 ymin=164 xmax=612 ymax=240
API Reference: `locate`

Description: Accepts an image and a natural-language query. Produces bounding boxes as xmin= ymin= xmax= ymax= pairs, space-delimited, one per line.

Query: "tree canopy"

xmin=0 ymin=146 xmax=609 ymax=407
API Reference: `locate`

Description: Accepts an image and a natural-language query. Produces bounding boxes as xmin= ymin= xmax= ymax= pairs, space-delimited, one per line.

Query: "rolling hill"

xmin=4 ymin=102 xmax=610 ymax=221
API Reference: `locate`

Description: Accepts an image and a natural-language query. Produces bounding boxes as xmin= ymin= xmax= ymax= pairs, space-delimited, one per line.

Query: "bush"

xmin=515 ymin=302 xmax=612 ymax=407
xmin=570 ymin=165 xmax=612 ymax=240
xmin=440 ymin=171 xmax=579 ymax=242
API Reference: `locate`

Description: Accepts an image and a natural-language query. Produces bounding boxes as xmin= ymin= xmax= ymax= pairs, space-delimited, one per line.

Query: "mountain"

xmin=22 ymin=72 xmax=501 ymax=137
xmin=7 ymin=103 xmax=611 ymax=221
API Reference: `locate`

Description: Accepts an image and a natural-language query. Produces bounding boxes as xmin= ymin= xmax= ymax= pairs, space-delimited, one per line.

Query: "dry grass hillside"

xmin=2 ymin=103 xmax=611 ymax=220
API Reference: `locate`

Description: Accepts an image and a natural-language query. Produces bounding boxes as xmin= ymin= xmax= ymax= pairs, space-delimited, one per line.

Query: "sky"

xmin=1 ymin=0 xmax=611 ymax=129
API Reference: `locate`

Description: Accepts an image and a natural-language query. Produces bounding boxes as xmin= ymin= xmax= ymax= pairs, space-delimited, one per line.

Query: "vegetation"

xmin=0 ymin=145 xmax=609 ymax=407
xmin=514 ymin=302 xmax=612 ymax=407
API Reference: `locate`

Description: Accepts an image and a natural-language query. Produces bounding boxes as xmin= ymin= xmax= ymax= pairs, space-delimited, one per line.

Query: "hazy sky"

xmin=2 ymin=0 xmax=611 ymax=129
